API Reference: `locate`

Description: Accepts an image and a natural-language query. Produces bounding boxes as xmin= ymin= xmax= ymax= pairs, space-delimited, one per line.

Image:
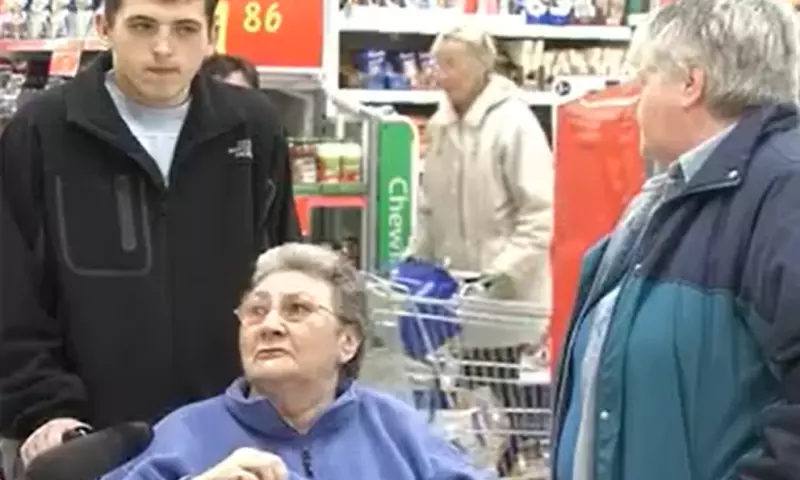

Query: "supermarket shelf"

xmin=339 ymin=89 xmax=443 ymax=106
xmin=294 ymin=183 xmax=367 ymax=196
xmin=0 ymin=38 xmax=106 ymax=52
xmin=339 ymin=77 xmax=623 ymax=107
xmin=338 ymin=7 xmax=632 ymax=41
xmin=340 ymin=88 xmax=556 ymax=106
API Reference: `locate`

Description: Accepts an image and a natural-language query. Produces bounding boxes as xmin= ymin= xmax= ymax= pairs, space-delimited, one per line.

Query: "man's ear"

xmin=208 ymin=20 xmax=219 ymax=56
xmin=94 ymin=12 xmax=110 ymax=41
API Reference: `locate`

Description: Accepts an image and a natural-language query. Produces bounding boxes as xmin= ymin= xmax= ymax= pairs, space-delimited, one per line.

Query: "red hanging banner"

xmin=214 ymin=0 xmax=323 ymax=68
xmin=550 ymin=83 xmax=645 ymax=367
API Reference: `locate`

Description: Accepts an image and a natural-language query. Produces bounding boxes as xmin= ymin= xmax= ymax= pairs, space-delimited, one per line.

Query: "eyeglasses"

xmin=234 ymin=293 xmax=335 ymax=326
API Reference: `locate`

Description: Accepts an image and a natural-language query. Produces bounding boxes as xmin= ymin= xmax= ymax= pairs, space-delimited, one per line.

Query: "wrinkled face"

xmin=635 ymin=69 xmax=699 ymax=164
xmin=433 ymin=38 xmax=485 ymax=108
xmin=238 ymin=270 xmax=360 ymax=386
xmin=96 ymin=0 xmax=215 ymax=106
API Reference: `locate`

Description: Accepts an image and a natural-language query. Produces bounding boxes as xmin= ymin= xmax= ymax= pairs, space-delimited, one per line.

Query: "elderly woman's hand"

xmin=194 ymin=447 xmax=289 ymax=480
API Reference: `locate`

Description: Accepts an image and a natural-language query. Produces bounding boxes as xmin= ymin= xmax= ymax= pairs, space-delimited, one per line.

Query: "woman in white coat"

xmin=407 ymin=25 xmax=554 ymax=343
xmin=405 ymin=25 xmax=554 ymax=475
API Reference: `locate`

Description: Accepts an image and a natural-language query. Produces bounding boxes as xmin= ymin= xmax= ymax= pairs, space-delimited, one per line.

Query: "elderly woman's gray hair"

xmin=250 ymin=243 xmax=369 ymax=379
xmin=626 ymin=0 xmax=800 ymax=118
xmin=431 ymin=24 xmax=498 ymax=73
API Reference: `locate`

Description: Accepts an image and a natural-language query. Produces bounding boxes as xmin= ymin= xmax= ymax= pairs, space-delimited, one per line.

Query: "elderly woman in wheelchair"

xmin=102 ymin=243 xmax=489 ymax=480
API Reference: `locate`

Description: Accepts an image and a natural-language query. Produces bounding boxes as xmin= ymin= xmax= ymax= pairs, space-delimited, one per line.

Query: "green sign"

xmin=376 ymin=118 xmax=417 ymax=269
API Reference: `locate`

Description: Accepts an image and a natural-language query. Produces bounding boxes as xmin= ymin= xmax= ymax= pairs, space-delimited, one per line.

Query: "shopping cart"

xmin=359 ymin=260 xmax=553 ymax=480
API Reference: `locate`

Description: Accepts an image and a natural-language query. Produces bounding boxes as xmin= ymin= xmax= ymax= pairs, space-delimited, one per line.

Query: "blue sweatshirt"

xmin=102 ymin=378 xmax=491 ymax=480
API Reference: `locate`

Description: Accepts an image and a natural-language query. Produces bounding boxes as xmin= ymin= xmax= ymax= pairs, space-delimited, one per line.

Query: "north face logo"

xmin=228 ymin=139 xmax=253 ymax=159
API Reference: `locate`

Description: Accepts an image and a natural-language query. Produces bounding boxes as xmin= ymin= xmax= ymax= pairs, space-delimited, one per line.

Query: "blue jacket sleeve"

xmin=737 ymin=171 xmax=800 ymax=480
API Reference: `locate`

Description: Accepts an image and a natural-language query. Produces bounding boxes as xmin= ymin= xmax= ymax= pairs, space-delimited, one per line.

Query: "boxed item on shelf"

xmin=347 ymin=49 xmax=438 ymax=90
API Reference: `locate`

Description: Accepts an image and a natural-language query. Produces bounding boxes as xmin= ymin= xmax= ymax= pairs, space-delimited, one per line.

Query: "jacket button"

xmin=727 ymin=169 xmax=739 ymax=179
xmin=600 ymin=410 xmax=610 ymax=420
xmin=633 ymin=263 xmax=642 ymax=271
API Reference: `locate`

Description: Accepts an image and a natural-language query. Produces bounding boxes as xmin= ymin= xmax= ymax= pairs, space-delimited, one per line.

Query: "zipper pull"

xmin=301 ymin=448 xmax=314 ymax=478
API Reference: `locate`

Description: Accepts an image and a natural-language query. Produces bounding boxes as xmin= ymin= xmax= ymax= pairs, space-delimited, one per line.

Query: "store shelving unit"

xmin=334 ymin=4 xmax=638 ymax=111
xmin=338 ymin=6 xmax=633 ymax=40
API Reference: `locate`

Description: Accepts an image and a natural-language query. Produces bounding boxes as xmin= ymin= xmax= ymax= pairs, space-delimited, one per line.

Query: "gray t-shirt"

xmin=104 ymin=72 xmax=189 ymax=184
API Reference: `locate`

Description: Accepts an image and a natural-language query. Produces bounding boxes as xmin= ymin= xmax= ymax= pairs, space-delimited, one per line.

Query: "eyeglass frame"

xmin=233 ymin=292 xmax=337 ymax=326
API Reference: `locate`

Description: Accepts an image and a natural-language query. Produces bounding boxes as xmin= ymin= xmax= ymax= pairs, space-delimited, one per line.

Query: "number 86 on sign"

xmin=214 ymin=0 xmax=282 ymax=53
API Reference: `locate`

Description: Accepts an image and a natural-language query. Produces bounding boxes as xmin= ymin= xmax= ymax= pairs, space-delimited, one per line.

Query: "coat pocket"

xmin=115 ymin=175 xmax=137 ymax=253
xmin=54 ymin=173 xmax=152 ymax=276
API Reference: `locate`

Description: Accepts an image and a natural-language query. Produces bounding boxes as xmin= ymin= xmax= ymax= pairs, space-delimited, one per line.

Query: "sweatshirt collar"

xmin=223 ymin=377 xmax=358 ymax=440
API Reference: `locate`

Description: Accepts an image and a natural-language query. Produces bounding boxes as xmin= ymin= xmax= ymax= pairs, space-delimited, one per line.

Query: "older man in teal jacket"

xmin=552 ymin=1 xmax=800 ymax=479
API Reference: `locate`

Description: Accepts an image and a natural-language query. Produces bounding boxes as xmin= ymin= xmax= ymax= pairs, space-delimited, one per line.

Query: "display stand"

xmin=375 ymin=117 xmax=418 ymax=270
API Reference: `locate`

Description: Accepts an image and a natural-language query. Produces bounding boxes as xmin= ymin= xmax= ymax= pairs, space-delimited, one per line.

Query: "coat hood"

xmin=431 ymin=74 xmax=522 ymax=127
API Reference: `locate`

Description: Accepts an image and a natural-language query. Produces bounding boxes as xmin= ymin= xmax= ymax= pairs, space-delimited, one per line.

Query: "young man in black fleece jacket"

xmin=0 ymin=0 xmax=299 ymax=473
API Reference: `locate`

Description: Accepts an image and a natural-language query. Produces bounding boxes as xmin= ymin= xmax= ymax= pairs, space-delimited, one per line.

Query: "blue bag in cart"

xmin=390 ymin=260 xmax=462 ymax=359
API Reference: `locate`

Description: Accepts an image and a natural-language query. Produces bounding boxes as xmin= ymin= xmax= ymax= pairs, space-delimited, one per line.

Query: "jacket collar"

xmin=431 ymin=74 xmax=519 ymax=128
xmin=685 ymin=103 xmax=799 ymax=194
xmin=223 ymin=377 xmax=359 ymax=440
xmin=63 ymin=52 xmax=245 ymax=188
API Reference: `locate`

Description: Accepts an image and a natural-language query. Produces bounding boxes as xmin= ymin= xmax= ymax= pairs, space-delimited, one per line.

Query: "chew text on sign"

xmin=213 ymin=0 xmax=323 ymax=69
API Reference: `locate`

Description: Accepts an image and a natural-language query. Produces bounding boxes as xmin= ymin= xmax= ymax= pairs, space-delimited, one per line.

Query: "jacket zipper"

xmin=456 ymin=126 xmax=467 ymax=254
xmin=157 ymin=191 xmax=177 ymax=394
xmin=302 ymin=448 xmax=314 ymax=478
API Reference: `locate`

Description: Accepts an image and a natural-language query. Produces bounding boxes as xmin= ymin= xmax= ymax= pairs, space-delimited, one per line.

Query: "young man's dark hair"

xmin=0 ymin=0 xmax=299 ymax=475
xmin=202 ymin=54 xmax=259 ymax=89
xmin=103 ymin=0 xmax=219 ymax=25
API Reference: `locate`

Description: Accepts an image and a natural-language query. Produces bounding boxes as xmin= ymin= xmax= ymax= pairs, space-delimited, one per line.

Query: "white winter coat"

xmin=406 ymin=74 xmax=553 ymax=347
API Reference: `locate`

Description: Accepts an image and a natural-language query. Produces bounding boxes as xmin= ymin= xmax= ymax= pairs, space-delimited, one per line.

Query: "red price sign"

xmin=214 ymin=0 xmax=323 ymax=69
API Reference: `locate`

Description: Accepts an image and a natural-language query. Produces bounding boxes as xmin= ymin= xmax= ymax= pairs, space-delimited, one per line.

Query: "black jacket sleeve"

xmin=736 ymin=171 xmax=800 ymax=480
xmin=0 ymin=113 xmax=88 ymax=440
xmin=253 ymin=120 xmax=301 ymax=251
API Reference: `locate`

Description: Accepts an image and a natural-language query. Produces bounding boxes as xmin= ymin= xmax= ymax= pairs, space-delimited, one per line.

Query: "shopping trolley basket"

xmin=360 ymin=262 xmax=553 ymax=480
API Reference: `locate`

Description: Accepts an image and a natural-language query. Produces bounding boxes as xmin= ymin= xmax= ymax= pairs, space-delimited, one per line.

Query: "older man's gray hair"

xmin=627 ymin=0 xmax=800 ymax=118
xmin=251 ymin=243 xmax=369 ymax=379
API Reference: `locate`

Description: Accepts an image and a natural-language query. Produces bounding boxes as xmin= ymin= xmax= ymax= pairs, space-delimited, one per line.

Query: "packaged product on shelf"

xmin=340 ymin=142 xmax=362 ymax=182
xmin=604 ymin=0 xmax=625 ymax=26
xmin=49 ymin=0 xmax=71 ymax=38
xmin=316 ymin=142 xmax=343 ymax=183
xmin=398 ymin=52 xmax=420 ymax=88
xmin=519 ymin=0 xmax=547 ymax=24
xmin=566 ymin=48 xmax=589 ymax=75
xmin=0 ymin=0 xmax=22 ymax=38
xmin=597 ymin=47 xmax=625 ymax=77
xmin=385 ymin=52 xmax=411 ymax=90
xmin=572 ymin=0 xmax=597 ymax=23
xmin=75 ymin=0 xmax=97 ymax=37
xmin=495 ymin=50 xmax=523 ymax=86
xmin=417 ymin=52 xmax=437 ymax=89
xmin=547 ymin=0 xmax=572 ymax=25
xmin=8 ymin=0 xmax=30 ymax=39
xmin=289 ymin=139 xmax=319 ymax=184
xmin=25 ymin=0 xmax=51 ymax=39
xmin=356 ymin=49 xmax=387 ymax=90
